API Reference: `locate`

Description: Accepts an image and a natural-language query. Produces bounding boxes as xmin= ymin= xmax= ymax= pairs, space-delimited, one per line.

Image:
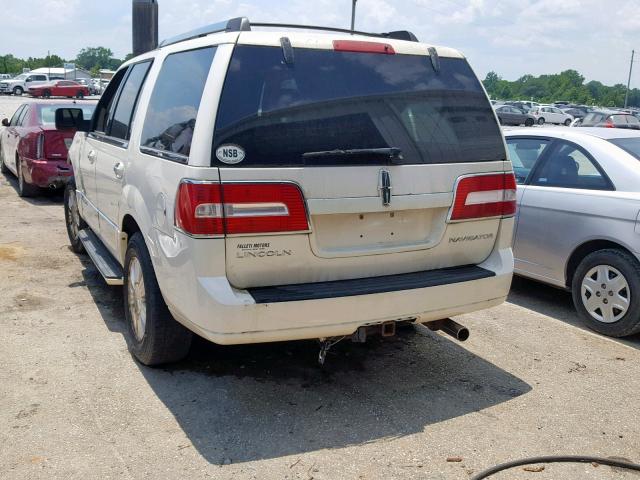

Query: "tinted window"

xmin=532 ymin=142 xmax=611 ymax=190
xmin=213 ymin=46 xmax=504 ymax=167
xmin=506 ymin=138 xmax=550 ymax=184
xmin=9 ymin=106 xmax=25 ymax=126
xmin=40 ymin=105 xmax=96 ymax=126
xmin=141 ymin=47 xmax=215 ymax=159
xmin=609 ymin=138 xmax=640 ymax=159
xmin=93 ymin=68 xmax=129 ymax=133
xmin=109 ymin=61 xmax=152 ymax=140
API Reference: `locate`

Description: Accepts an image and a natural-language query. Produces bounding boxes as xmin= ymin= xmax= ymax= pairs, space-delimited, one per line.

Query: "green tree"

xmin=75 ymin=47 xmax=122 ymax=71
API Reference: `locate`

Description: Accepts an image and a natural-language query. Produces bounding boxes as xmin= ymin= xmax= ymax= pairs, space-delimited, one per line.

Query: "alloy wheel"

xmin=128 ymin=256 xmax=147 ymax=341
xmin=581 ymin=265 xmax=630 ymax=323
xmin=67 ymin=189 xmax=80 ymax=240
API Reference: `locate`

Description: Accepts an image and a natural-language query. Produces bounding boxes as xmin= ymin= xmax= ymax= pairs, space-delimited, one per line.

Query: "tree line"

xmin=0 ymin=47 xmax=135 ymax=77
xmin=483 ymin=69 xmax=639 ymax=108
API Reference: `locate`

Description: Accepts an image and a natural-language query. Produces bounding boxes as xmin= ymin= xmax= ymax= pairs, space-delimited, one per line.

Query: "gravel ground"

xmin=0 ymin=96 xmax=639 ymax=480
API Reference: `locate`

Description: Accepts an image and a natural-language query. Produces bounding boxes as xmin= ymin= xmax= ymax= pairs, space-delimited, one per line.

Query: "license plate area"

xmin=309 ymin=208 xmax=448 ymax=258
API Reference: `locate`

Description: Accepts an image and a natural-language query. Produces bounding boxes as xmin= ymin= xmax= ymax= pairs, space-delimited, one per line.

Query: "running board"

xmin=78 ymin=229 xmax=124 ymax=286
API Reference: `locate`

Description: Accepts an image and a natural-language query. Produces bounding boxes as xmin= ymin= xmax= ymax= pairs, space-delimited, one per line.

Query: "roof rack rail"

xmin=158 ymin=18 xmax=419 ymax=49
xmin=251 ymin=22 xmax=419 ymax=42
xmin=158 ymin=17 xmax=251 ymax=48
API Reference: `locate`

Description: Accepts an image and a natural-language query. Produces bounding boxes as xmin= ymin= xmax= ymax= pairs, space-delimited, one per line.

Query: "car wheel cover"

xmin=128 ymin=256 xmax=147 ymax=341
xmin=67 ymin=190 xmax=80 ymax=239
xmin=581 ymin=265 xmax=630 ymax=323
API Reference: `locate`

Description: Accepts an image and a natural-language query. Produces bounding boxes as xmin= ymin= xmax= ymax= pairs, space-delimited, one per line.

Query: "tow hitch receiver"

xmin=423 ymin=318 xmax=470 ymax=342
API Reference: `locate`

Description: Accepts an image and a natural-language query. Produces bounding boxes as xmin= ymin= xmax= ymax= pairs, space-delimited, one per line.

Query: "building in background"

xmin=29 ymin=67 xmax=92 ymax=80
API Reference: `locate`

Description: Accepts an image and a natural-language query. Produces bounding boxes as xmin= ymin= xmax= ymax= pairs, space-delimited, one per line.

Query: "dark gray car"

xmin=495 ymin=105 xmax=535 ymax=126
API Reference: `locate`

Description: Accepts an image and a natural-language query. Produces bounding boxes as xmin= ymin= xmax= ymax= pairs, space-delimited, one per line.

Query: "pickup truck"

xmin=0 ymin=73 xmax=52 ymax=96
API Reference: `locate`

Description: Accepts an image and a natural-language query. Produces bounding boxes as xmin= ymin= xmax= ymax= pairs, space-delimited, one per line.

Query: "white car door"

xmin=94 ymin=60 xmax=153 ymax=255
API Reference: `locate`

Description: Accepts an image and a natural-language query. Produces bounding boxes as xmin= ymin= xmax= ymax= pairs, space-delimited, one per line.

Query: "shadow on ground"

xmin=1 ymin=172 xmax=64 ymax=204
xmin=509 ymin=276 xmax=640 ymax=349
xmin=79 ymin=264 xmax=532 ymax=465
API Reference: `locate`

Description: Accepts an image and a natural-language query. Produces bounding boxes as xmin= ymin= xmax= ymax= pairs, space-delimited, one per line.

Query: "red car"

xmin=0 ymin=101 xmax=96 ymax=196
xmin=28 ymin=80 xmax=90 ymax=99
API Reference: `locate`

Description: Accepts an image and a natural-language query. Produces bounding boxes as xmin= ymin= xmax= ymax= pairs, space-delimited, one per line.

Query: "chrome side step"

xmin=78 ymin=229 xmax=124 ymax=286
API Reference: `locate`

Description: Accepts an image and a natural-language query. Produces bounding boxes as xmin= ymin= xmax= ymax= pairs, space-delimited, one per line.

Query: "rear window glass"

xmin=40 ymin=105 xmax=96 ymax=126
xmin=610 ymin=138 xmax=640 ymax=159
xmin=213 ymin=45 xmax=504 ymax=167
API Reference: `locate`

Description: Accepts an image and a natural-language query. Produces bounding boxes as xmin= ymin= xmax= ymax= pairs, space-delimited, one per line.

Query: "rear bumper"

xmin=24 ymin=159 xmax=72 ymax=188
xmin=161 ymin=244 xmax=513 ymax=346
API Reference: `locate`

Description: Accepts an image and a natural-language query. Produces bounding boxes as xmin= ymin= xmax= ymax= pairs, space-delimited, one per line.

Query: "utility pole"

xmin=132 ymin=0 xmax=159 ymax=57
xmin=625 ymin=49 xmax=634 ymax=109
xmin=351 ymin=0 xmax=357 ymax=32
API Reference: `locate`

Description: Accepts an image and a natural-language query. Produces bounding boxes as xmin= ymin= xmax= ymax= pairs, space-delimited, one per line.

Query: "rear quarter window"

xmin=140 ymin=47 xmax=216 ymax=161
xmin=213 ymin=45 xmax=504 ymax=167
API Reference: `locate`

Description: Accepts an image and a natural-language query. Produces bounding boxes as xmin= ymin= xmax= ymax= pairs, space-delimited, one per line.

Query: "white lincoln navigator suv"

xmin=60 ymin=18 xmax=516 ymax=366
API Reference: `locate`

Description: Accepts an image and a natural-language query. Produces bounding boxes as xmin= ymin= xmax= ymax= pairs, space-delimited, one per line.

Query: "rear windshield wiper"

xmin=302 ymin=147 xmax=403 ymax=162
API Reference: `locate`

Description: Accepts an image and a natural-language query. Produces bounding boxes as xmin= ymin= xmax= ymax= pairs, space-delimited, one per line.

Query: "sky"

xmin=1 ymin=0 xmax=638 ymax=86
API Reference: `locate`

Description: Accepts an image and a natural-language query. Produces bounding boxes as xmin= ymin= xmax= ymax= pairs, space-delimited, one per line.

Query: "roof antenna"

xmin=351 ymin=0 xmax=357 ymax=33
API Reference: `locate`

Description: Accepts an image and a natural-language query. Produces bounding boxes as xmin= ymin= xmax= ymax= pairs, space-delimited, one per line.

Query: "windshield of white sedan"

xmin=213 ymin=45 xmax=504 ymax=167
xmin=610 ymin=138 xmax=640 ymax=159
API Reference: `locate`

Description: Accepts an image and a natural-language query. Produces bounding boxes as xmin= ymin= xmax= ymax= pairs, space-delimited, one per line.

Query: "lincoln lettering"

xmin=236 ymin=250 xmax=293 ymax=258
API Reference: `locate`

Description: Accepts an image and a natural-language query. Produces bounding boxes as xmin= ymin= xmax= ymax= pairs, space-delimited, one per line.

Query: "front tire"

xmin=572 ymin=249 xmax=640 ymax=337
xmin=43 ymin=90 xmax=51 ymax=99
xmin=537 ymin=117 xmax=545 ymax=125
xmin=525 ymin=118 xmax=534 ymax=127
xmin=124 ymin=232 xmax=193 ymax=366
xmin=564 ymin=119 xmax=572 ymax=126
xmin=76 ymin=91 xmax=84 ymax=99
xmin=64 ymin=180 xmax=87 ymax=253
xmin=13 ymin=86 xmax=23 ymax=96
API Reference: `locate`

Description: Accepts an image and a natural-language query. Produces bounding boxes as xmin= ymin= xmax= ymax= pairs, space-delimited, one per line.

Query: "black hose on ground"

xmin=471 ymin=455 xmax=640 ymax=480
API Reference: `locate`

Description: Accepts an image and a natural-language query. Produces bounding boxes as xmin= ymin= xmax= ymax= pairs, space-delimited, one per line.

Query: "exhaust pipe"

xmin=424 ymin=318 xmax=470 ymax=342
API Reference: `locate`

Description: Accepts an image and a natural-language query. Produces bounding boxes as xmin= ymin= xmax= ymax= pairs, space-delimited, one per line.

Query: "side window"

xmin=35 ymin=75 xmax=47 ymax=81
xmin=108 ymin=61 xmax=152 ymax=141
xmin=17 ymin=105 xmax=30 ymax=126
xmin=531 ymin=142 xmax=612 ymax=190
xmin=506 ymin=138 xmax=550 ymax=184
xmin=141 ymin=47 xmax=215 ymax=160
xmin=9 ymin=106 xmax=25 ymax=126
xmin=92 ymin=68 xmax=129 ymax=134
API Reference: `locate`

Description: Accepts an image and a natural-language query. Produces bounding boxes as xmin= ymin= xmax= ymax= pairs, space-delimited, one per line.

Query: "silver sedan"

xmin=504 ymin=127 xmax=640 ymax=337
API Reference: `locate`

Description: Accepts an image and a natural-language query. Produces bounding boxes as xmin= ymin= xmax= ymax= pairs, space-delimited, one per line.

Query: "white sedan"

xmin=530 ymin=106 xmax=574 ymax=126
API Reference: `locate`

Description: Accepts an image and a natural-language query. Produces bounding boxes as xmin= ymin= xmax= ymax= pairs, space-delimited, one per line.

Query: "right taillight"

xmin=175 ymin=181 xmax=309 ymax=237
xmin=449 ymin=173 xmax=517 ymax=222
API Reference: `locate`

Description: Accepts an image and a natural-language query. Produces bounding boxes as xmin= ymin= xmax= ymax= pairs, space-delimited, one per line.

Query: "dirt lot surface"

xmin=0 ymin=97 xmax=639 ymax=479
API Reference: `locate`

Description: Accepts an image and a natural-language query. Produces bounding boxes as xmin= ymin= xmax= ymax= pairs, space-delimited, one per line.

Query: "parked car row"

xmin=1 ymin=20 xmax=639 ymax=370
xmin=0 ymin=73 xmax=109 ymax=97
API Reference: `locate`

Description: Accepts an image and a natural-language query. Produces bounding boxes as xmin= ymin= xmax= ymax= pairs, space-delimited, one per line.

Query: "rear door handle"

xmin=87 ymin=150 xmax=96 ymax=164
xmin=113 ymin=162 xmax=125 ymax=179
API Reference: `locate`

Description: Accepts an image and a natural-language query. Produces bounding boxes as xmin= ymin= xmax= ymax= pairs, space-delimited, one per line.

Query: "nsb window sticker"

xmin=216 ymin=144 xmax=246 ymax=164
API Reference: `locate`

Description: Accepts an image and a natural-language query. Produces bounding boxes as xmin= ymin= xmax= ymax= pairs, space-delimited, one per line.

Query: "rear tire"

xmin=64 ymin=179 xmax=87 ymax=254
xmin=17 ymin=156 xmax=39 ymax=197
xmin=124 ymin=232 xmax=193 ymax=366
xmin=0 ymin=144 xmax=8 ymax=174
xmin=76 ymin=91 xmax=84 ymax=99
xmin=537 ymin=117 xmax=545 ymax=125
xmin=525 ymin=118 xmax=534 ymax=127
xmin=564 ymin=119 xmax=571 ymax=126
xmin=43 ymin=90 xmax=51 ymax=99
xmin=571 ymin=249 xmax=640 ymax=337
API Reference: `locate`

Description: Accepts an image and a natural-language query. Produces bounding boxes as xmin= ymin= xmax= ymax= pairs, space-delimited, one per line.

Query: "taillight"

xmin=175 ymin=181 xmax=308 ymax=237
xmin=333 ymin=40 xmax=395 ymax=55
xmin=449 ymin=173 xmax=517 ymax=222
xmin=36 ymin=133 xmax=45 ymax=159
xmin=604 ymin=118 xmax=615 ymax=128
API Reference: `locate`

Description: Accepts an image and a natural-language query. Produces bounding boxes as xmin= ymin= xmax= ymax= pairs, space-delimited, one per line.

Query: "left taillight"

xmin=36 ymin=133 xmax=45 ymax=159
xmin=175 ymin=181 xmax=309 ymax=237
xmin=449 ymin=173 xmax=517 ymax=222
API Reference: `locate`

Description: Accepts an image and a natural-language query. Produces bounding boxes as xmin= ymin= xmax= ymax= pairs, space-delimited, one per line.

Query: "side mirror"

xmin=55 ymin=108 xmax=90 ymax=132
xmin=1 ymin=118 xmax=9 ymax=127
